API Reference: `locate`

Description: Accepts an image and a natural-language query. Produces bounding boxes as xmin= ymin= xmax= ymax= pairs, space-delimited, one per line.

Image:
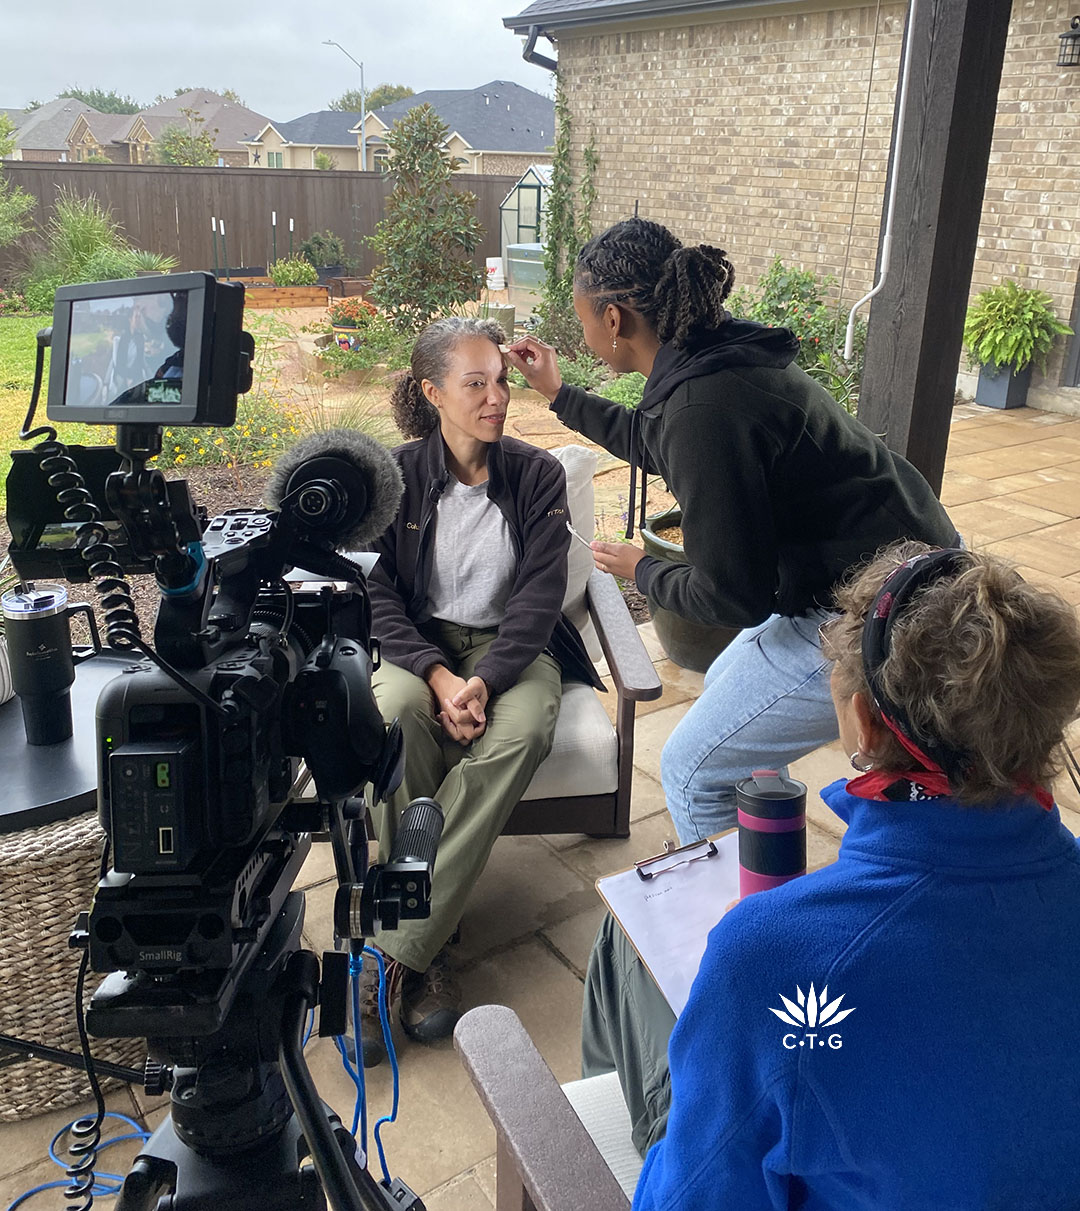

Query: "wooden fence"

xmin=0 ymin=163 xmax=518 ymax=279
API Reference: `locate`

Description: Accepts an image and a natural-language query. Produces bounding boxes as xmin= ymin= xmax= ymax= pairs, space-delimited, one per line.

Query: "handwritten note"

xmin=596 ymin=832 xmax=740 ymax=1017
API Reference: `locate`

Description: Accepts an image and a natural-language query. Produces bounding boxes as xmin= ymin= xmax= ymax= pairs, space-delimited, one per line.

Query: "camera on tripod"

xmin=4 ymin=273 xmax=443 ymax=1211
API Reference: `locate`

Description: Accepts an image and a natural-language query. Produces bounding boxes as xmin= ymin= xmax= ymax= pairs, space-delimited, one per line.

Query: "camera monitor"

xmin=46 ymin=272 xmax=252 ymax=427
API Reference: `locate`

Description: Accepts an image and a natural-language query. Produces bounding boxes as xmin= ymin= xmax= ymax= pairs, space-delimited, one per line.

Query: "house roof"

xmin=504 ymin=0 xmax=772 ymax=32
xmin=250 ymin=111 xmax=365 ymax=147
xmin=368 ymin=81 xmax=553 ymax=153
xmin=7 ymin=97 xmax=101 ymax=151
xmin=135 ymin=90 xmax=270 ymax=150
xmin=74 ymin=111 xmax=134 ymax=144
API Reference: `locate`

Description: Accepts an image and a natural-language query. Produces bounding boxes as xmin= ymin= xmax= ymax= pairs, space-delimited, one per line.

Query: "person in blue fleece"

xmin=583 ymin=542 xmax=1080 ymax=1210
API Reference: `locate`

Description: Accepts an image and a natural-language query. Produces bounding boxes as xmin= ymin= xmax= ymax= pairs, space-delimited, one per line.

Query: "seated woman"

xmin=364 ymin=316 xmax=599 ymax=1060
xmin=584 ymin=543 xmax=1080 ymax=1208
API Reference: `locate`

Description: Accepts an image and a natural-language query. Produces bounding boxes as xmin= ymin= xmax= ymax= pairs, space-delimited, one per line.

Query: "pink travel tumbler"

xmin=737 ymin=769 xmax=807 ymax=897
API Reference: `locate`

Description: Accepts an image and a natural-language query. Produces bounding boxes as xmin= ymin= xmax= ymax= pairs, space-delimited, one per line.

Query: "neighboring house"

xmin=66 ymin=90 xmax=270 ymax=166
xmin=363 ymin=80 xmax=554 ymax=174
xmin=1 ymin=98 xmax=100 ymax=161
xmin=504 ymin=0 xmax=1080 ymax=412
xmin=241 ymin=111 xmax=364 ymax=170
xmin=246 ymin=81 xmax=554 ymax=174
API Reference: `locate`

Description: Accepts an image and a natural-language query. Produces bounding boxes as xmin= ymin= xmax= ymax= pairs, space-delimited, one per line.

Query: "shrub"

xmin=269 ymin=257 xmax=319 ymax=287
xmin=963 ymin=280 xmax=1073 ymax=373
xmin=729 ymin=257 xmax=866 ymax=414
xmin=368 ymin=104 xmax=484 ymax=332
xmin=0 ymin=288 xmax=30 ymax=317
xmin=597 ymin=371 xmax=647 ymax=409
xmin=301 ymin=231 xmax=345 ymax=267
xmin=315 ymin=311 xmax=412 ymax=377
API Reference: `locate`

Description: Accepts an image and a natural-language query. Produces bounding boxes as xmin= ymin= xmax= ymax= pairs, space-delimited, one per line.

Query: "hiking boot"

xmin=399 ymin=948 xmax=463 ymax=1043
xmin=356 ymin=948 xmax=402 ymax=1068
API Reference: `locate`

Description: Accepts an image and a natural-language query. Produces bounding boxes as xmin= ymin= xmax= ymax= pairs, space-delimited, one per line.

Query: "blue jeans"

xmin=660 ymin=609 xmax=839 ymax=844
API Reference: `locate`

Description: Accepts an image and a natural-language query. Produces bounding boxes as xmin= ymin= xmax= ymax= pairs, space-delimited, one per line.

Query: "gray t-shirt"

xmin=423 ymin=476 xmax=517 ymax=628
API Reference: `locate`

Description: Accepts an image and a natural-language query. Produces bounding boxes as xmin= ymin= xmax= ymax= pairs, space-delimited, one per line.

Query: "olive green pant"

xmin=582 ymin=911 xmax=676 ymax=1158
xmin=369 ymin=621 xmax=562 ymax=973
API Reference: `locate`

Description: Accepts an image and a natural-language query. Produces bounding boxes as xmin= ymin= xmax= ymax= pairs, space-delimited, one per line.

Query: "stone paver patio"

xmin=4 ymin=400 xmax=1080 ymax=1209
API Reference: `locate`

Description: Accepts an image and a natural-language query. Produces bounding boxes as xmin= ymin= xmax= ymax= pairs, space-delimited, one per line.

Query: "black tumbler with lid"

xmin=736 ymin=769 xmax=807 ymax=898
xmin=1 ymin=583 xmax=76 ymax=745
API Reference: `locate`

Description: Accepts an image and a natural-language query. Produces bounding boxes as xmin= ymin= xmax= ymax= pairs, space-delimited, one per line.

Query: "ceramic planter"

xmin=640 ymin=508 xmax=742 ymax=674
xmin=975 ymin=361 xmax=1032 ymax=409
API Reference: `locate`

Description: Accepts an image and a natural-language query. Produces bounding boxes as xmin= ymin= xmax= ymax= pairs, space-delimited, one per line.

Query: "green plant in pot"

xmin=300 ymin=230 xmax=346 ymax=284
xmin=640 ymin=508 xmax=741 ymax=674
xmin=963 ymin=280 xmax=1073 ymax=410
xmin=269 ymin=256 xmax=319 ymax=287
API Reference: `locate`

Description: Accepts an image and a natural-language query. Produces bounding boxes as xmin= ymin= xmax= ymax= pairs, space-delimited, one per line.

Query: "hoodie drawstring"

xmin=626 ymin=407 xmax=643 ymax=540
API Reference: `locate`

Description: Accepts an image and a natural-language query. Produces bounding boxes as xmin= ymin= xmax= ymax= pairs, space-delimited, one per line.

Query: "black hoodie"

xmin=550 ymin=320 xmax=957 ymax=629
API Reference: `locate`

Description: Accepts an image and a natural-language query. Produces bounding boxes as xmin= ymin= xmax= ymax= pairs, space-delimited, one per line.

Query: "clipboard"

xmin=596 ymin=829 xmax=739 ymax=1018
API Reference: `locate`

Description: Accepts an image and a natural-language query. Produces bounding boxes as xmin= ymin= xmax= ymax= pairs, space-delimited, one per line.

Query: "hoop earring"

xmin=850 ymin=751 xmax=873 ymax=773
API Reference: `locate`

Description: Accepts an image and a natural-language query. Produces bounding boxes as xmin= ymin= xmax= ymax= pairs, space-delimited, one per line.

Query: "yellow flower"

xmin=214 ymin=437 xmax=224 ymax=445
xmin=174 ymin=445 xmax=181 ymax=452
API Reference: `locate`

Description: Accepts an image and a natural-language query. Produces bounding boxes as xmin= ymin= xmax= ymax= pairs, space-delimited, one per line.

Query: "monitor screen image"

xmin=64 ymin=290 xmax=187 ymax=409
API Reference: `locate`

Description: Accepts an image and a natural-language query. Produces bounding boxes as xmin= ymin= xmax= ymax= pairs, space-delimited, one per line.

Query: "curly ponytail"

xmin=389 ymin=315 xmax=506 ymax=440
xmin=575 ymin=217 xmax=736 ymax=348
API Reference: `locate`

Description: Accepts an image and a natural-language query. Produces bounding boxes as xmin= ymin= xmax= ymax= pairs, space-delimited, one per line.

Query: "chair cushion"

xmin=521 ymin=682 xmax=618 ymax=801
xmin=550 ymin=444 xmax=602 ymax=663
xmin=561 ymin=1071 xmax=643 ymax=1202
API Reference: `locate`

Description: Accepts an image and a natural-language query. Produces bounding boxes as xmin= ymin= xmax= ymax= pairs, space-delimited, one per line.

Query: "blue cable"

xmin=303 ymin=1007 xmax=315 ymax=1048
xmin=364 ymin=946 xmax=401 ymax=1187
xmin=350 ymin=960 xmax=367 ymax=1147
xmin=6 ymin=1112 xmax=151 ymax=1211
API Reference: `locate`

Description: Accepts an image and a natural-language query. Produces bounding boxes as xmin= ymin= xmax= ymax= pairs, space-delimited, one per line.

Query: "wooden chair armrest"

xmin=454 ymin=1005 xmax=630 ymax=1211
xmin=586 ymin=570 xmax=662 ymax=703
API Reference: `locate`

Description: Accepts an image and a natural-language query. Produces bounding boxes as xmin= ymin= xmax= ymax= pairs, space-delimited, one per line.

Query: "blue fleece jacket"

xmin=632 ymin=779 xmax=1080 ymax=1211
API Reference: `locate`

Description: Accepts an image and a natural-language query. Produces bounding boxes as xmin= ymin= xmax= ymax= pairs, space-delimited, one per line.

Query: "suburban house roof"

xmin=4 ymin=97 xmax=100 ymax=152
xmin=504 ymin=0 xmax=776 ymax=32
xmin=244 ymin=111 xmax=365 ymax=148
xmin=365 ymin=81 xmax=553 ymax=152
xmin=136 ymin=90 xmax=269 ymax=151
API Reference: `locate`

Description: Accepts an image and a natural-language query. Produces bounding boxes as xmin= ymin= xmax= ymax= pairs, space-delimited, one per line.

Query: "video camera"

xmin=4 ymin=273 xmax=441 ymax=1211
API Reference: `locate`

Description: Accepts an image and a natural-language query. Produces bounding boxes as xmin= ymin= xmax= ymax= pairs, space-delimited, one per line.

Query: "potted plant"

xmin=963 ymin=280 xmax=1073 ymax=409
xmin=327 ymin=296 xmax=378 ymax=351
xmin=640 ymin=508 xmax=741 ymax=674
xmin=300 ymin=231 xmax=346 ymax=284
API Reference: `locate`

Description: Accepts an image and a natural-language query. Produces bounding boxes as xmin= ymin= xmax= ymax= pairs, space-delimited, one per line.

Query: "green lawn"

xmin=1 ymin=316 xmax=107 ymax=516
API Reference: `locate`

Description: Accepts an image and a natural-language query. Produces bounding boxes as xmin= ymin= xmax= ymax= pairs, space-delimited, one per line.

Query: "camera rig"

xmin=3 ymin=274 xmax=441 ymax=1211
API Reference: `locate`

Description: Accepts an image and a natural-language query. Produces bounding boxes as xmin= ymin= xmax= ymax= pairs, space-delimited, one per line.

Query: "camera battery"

xmin=110 ymin=739 xmax=200 ymax=873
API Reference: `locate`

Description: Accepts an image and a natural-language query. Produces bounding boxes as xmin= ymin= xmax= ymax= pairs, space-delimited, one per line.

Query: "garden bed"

xmin=243 ymin=285 xmax=329 ymax=310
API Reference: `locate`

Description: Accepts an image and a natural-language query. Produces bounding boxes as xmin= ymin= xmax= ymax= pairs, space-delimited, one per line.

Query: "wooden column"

xmin=857 ymin=0 xmax=1013 ymax=494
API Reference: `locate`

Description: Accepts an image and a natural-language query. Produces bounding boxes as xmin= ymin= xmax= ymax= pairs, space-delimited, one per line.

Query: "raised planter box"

xmin=243 ymin=285 xmax=329 ymax=310
xmin=327 ymin=277 xmax=373 ymax=299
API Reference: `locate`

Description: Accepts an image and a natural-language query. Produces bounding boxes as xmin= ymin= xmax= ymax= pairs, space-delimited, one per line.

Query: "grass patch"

xmin=0 ymin=315 xmax=52 ymax=394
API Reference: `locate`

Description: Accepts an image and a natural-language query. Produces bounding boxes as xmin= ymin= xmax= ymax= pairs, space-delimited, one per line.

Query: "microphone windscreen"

xmin=264 ymin=429 xmax=404 ymax=549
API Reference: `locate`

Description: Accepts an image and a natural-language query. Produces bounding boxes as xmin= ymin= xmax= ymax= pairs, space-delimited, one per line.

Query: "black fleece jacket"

xmin=551 ymin=320 xmax=957 ymax=629
xmin=365 ymin=430 xmax=601 ymax=695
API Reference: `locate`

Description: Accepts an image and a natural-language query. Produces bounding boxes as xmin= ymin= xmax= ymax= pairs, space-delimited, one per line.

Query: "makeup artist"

xmin=506 ymin=217 xmax=958 ymax=845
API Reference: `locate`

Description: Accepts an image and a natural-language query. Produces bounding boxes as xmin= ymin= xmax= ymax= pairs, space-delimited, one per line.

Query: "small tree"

xmin=59 ymin=87 xmax=142 ymax=114
xmin=155 ymin=108 xmax=218 ymax=167
xmin=0 ymin=115 xmax=35 ymax=250
xmin=313 ymin=151 xmax=338 ymax=171
xmin=368 ymin=104 xmax=484 ymax=332
xmin=330 ymin=84 xmax=413 ymax=112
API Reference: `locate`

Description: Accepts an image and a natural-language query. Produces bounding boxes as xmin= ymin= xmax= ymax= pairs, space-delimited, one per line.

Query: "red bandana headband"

xmin=849 ymin=549 xmax=1053 ymax=811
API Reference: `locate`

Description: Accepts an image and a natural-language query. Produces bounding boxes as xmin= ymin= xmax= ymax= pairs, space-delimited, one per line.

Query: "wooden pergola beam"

xmin=857 ymin=0 xmax=1014 ymax=494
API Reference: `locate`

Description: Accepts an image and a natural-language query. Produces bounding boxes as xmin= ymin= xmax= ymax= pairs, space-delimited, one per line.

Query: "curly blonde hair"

xmin=822 ymin=542 xmax=1080 ymax=805
xmin=389 ymin=316 xmax=505 ymax=440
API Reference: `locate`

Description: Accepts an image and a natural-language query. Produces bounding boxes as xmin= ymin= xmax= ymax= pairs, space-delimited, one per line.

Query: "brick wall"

xmin=555 ymin=0 xmax=1080 ymax=393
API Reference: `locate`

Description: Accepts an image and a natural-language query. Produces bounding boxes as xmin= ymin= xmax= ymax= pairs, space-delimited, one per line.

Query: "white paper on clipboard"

xmin=285 ymin=552 xmax=380 ymax=584
xmin=596 ymin=831 xmax=740 ymax=1018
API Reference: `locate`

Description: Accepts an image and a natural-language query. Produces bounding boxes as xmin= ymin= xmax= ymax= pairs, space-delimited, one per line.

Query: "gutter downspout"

xmin=522 ymin=25 xmax=558 ymax=72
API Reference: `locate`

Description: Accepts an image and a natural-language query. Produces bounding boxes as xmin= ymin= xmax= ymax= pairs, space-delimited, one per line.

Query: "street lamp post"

xmin=323 ymin=39 xmax=366 ymax=171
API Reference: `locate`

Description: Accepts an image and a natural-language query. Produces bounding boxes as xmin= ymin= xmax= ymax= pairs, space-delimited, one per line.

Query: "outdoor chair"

xmin=504 ymin=444 xmax=662 ymax=839
xmin=455 ymin=1003 xmax=637 ymax=1211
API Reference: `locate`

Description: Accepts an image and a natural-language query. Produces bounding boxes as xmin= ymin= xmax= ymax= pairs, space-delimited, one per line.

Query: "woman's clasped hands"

xmin=427 ymin=666 xmax=490 ymax=745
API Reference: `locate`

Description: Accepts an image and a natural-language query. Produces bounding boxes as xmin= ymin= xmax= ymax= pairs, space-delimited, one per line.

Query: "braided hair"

xmin=574 ymin=217 xmax=736 ymax=348
xmin=389 ymin=316 xmax=506 ymax=439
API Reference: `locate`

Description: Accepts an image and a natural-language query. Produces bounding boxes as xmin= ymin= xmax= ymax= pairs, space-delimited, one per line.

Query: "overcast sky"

xmin=2 ymin=0 xmax=553 ymax=117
